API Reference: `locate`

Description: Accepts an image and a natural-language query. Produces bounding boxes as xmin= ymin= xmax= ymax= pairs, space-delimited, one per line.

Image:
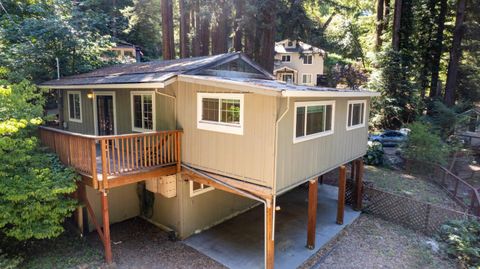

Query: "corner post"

xmin=265 ymin=199 xmax=275 ymax=269
xmin=101 ymin=190 xmax=113 ymax=264
xmin=306 ymin=179 xmax=318 ymax=249
xmin=336 ymin=165 xmax=346 ymax=225
xmin=355 ymin=159 xmax=364 ymax=211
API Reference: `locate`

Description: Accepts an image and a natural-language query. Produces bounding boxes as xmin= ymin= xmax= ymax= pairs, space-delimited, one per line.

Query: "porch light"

xmin=87 ymin=92 xmax=94 ymax=99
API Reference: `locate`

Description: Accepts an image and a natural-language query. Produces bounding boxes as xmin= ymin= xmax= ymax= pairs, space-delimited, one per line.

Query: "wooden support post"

xmin=355 ymin=159 xmax=364 ymax=211
xmin=265 ymin=200 xmax=275 ymax=269
xmin=306 ymin=179 xmax=318 ymax=249
xmin=319 ymin=175 xmax=324 ymax=185
xmin=336 ymin=165 xmax=346 ymax=225
xmin=101 ymin=191 xmax=113 ymax=265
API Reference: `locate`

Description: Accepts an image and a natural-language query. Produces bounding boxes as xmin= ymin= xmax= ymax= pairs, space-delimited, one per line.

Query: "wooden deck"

xmin=39 ymin=126 xmax=182 ymax=190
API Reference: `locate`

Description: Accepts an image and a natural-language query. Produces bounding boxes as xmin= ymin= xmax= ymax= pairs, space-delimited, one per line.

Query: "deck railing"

xmin=38 ymin=126 xmax=182 ymax=189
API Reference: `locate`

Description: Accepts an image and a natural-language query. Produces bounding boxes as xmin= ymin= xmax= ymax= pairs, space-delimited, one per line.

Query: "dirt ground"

xmin=299 ymin=215 xmax=457 ymax=269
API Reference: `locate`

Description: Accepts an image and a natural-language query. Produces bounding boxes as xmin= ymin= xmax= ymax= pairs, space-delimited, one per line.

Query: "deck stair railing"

xmin=38 ymin=126 xmax=182 ymax=189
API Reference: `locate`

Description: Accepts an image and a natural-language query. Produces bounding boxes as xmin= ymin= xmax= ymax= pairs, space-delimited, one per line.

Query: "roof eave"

xmin=38 ymin=81 xmax=167 ymax=90
xmin=281 ymin=90 xmax=381 ymax=98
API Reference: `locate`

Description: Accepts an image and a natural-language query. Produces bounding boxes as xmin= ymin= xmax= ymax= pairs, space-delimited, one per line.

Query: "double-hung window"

xmin=302 ymin=74 xmax=312 ymax=85
xmin=197 ymin=93 xmax=244 ymax=135
xmin=294 ymin=101 xmax=334 ymax=143
xmin=131 ymin=92 xmax=155 ymax=132
xmin=67 ymin=91 xmax=82 ymax=122
xmin=281 ymin=55 xmax=291 ymax=62
xmin=303 ymin=55 xmax=313 ymax=64
xmin=347 ymin=100 xmax=366 ymax=130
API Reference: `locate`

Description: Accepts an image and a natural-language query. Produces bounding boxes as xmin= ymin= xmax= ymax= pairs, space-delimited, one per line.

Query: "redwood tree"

xmin=256 ymin=0 xmax=277 ymax=72
xmin=429 ymin=0 xmax=448 ymax=98
xmin=179 ymin=0 xmax=190 ymax=58
xmin=161 ymin=0 xmax=175 ymax=59
xmin=375 ymin=0 xmax=385 ymax=51
xmin=392 ymin=0 xmax=402 ymax=51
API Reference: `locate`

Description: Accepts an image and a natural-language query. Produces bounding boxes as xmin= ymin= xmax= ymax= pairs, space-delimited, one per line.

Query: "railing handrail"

xmin=38 ymin=126 xmax=182 ymax=140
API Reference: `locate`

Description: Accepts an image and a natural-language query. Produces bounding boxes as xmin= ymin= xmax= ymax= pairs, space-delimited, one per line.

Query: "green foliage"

xmin=425 ymin=101 xmax=469 ymax=138
xmin=0 ymin=250 xmax=22 ymax=269
xmin=402 ymin=122 xmax=451 ymax=165
xmin=363 ymin=142 xmax=384 ymax=166
xmin=0 ymin=80 xmax=78 ymax=241
xmin=439 ymin=219 xmax=480 ymax=268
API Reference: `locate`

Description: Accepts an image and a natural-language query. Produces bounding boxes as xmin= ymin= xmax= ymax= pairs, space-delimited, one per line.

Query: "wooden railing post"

xmin=100 ymin=139 xmax=108 ymax=190
xmin=91 ymin=140 xmax=98 ymax=189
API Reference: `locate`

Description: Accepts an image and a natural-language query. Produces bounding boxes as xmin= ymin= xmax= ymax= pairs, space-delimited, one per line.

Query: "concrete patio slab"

xmin=184 ymin=184 xmax=360 ymax=269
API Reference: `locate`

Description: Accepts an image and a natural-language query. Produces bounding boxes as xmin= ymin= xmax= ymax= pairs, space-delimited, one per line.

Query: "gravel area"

xmin=86 ymin=218 xmax=226 ymax=269
xmin=299 ymin=214 xmax=457 ymax=269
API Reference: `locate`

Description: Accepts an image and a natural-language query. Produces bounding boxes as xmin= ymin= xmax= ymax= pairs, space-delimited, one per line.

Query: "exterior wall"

xmin=61 ymin=88 xmax=175 ymax=135
xmin=85 ymin=184 xmax=140 ymax=232
xmin=274 ymin=52 xmax=324 ymax=86
xmin=275 ymin=97 xmax=370 ymax=193
xmin=176 ymin=81 xmax=277 ymax=187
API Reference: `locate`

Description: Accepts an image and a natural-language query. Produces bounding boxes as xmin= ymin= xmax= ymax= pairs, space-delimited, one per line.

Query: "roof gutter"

xmin=281 ymin=90 xmax=381 ymax=98
xmin=38 ymin=82 xmax=167 ymax=90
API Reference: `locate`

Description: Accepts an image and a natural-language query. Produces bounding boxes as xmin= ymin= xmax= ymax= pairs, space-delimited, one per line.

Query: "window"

xmin=282 ymin=74 xmax=294 ymax=83
xmin=67 ymin=91 xmax=82 ymax=122
xmin=303 ymin=55 xmax=313 ymax=65
xmin=131 ymin=92 xmax=155 ymax=132
xmin=287 ymin=41 xmax=293 ymax=47
xmin=281 ymin=55 xmax=291 ymax=62
xmin=302 ymin=74 xmax=312 ymax=85
xmin=190 ymin=181 xmax=214 ymax=197
xmin=294 ymin=101 xmax=334 ymax=143
xmin=347 ymin=100 xmax=366 ymax=130
xmin=197 ymin=93 xmax=244 ymax=135
xmin=124 ymin=50 xmax=134 ymax=58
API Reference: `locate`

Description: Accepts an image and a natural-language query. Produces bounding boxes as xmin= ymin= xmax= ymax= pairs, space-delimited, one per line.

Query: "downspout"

xmin=181 ymin=164 xmax=271 ymax=269
xmin=155 ymin=88 xmax=177 ymax=129
xmin=272 ymin=94 xmax=290 ymax=242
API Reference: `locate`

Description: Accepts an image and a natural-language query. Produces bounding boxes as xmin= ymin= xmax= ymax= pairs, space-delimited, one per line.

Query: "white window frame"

xmin=301 ymin=73 xmax=313 ymax=85
xmin=303 ymin=55 xmax=313 ymax=65
xmin=130 ymin=91 xmax=156 ymax=132
xmin=293 ymin=100 xmax=335 ymax=144
xmin=197 ymin=92 xmax=244 ymax=135
xmin=67 ymin=91 xmax=82 ymax=123
xmin=189 ymin=181 xmax=214 ymax=197
xmin=281 ymin=55 xmax=291 ymax=62
xmin=346 ymin=100 xmax=367 ymax=131
xmin=282 ymin=73 xmax=294 ymax=83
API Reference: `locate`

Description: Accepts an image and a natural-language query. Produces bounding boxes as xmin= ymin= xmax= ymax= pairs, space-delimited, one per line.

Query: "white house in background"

xmin=274 ymin=39 xmax=325 ymax=86
xmin=109 ymin=40 xmax=142 ymax=63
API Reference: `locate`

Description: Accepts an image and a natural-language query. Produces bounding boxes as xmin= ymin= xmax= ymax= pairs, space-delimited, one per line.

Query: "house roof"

xmin=275 ymin=39 xmax=325 ymax=55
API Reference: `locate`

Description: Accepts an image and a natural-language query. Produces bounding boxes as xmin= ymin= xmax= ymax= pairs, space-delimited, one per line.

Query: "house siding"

xmin=176 ymin=81 xmax=277 ymax=187
xmin=275 ymin=97 xmax=370 ymax=193
xmin=62 ymin=89 xmax=95 ymax=134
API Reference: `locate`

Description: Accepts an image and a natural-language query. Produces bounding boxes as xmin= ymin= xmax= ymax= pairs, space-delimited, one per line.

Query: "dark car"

xmin=369 ymin=130 xmax=408 ymax=147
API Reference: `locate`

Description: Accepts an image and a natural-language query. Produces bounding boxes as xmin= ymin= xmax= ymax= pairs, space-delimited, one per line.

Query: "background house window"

xmin=302 ymin=74 xmax=312 ymax=84
xmin=281 ymin=55 xmax=291 ymax=62
xmin=67 ymin=91 xmax=82 ymax=122
xmin=131 ymin=92 xmax=155 ymax=132
xmin=197 ymin=93 xmax=244 ymax=135
xmin=294 ymin=101 xmax=334 ymax=143
xmin=303 ymin=55 xmax=313 ymax=64
xmin=287 ymin=41 xmax=293 ymax=47
xmin=347 ymin=100 xmax=366 ymax=130
xmin=190 ymin=181 xmax=214 ymax=197
xmin=282 ymin=73 xmax=294 ymax=83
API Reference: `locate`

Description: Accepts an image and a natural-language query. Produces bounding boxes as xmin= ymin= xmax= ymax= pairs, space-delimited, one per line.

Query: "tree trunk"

xmin=191 ymin=0 xmax=201 ymax=57
xmin=429 ymin=0 xmax=447 ymax=98
xmin=233 ymin=0 xmax=244 ymax=52
xmin=161 ymin=0 xmax=175 ymax=60
xmin=444 ymin=0 xmax=467 ymax=107
xmin=199 ymin=13 xmax=210 ymax=56
xmin=179 ymin=0 xmax=190 ymax=58
xmin=384 ymin=0 xmax=391 ymax=26
xmin=321 ymin=12 xmax=336 ymax=32
xmin=392 ymin=0 xmax=402 ymax=51
xmin=257 ymin=0 xmax=277 ymax=72
xmin=212 ymin=0 xmax=229 ymax=55
xmin=375 ymin=0 xmax=385 ymax=51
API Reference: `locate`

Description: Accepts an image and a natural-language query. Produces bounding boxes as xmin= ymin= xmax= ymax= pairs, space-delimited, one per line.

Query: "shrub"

xmin=439 ymin=219 xmax=480 ymax=268
xmin=0 ymin=250 xmax=22 ymax=269
xmin=364 ymin=142 xmax=384 ymax=165
xmin=402 ymin=122 xmax=451 ymax=166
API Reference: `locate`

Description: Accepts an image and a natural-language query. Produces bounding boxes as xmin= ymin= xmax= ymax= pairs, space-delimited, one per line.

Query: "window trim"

xmin=281 ymin=55 xmax=291 ymax=62
xmin=197 ymin=92 xmax=244 ymax=135
xmin=303 ymin=54 xmax=313 ymax=65
xmin=130 ymin=91 xmax=156 ymax=132
xmin=67 ymin=91 xmax=82 ymax=123
xmin=293 ymin=100 xmax=335 ymax=144
xmin=301 ymin=73 xmax=313 ymax=85
xmin=346 ymin=100 xmax=367 ymax=131
xmin=189 ymin=180 xmax=214 ymax=197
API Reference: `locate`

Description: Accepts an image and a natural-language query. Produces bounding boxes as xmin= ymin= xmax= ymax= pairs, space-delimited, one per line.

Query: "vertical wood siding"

xmin=62 ymin=89 xmax=95 ymax=134
xmin=275 ymin=97 xmax=370 ymax=192
xmin=176 ymin=81 xmax=277 ymax=187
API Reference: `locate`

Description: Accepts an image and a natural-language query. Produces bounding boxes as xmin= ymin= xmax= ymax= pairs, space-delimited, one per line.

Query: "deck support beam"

xmin=336 ymin=165 xmax=346 ymax=225
xmin=101 ymin=190 xmax=113 ymax=264
xmin=306 ymin=179 xmax=318 ymax=249
xmin=265 ymin=200 xmax=275 ymax=269
xmin=355 ymin=159 xmax=364 ymax=211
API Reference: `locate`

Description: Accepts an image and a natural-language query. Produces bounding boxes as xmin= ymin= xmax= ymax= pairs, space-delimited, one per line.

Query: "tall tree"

xmin=161 ymin=0 xmax=175 ymax=60
xmin=191 ymin=0 xmax=202 ymax=56
xmin=179 ymin=0 xmax=190 ymax=58
xmin=211 ymin=0 xmax=231 ymax=55
xmin=429 ymin=0 xmax=448 ymax=98
xmin=375 ymin=0 xmax=385 ymax=51
xmin=256 ymin=0 xmax=277 ymax=72
xmin=392 ymin=0 xmax=402 ymax=51
xmin=444 ymin=0 xmax=467 ymax=107
xmin=233 ymin=0 xmax=244 ymax=51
